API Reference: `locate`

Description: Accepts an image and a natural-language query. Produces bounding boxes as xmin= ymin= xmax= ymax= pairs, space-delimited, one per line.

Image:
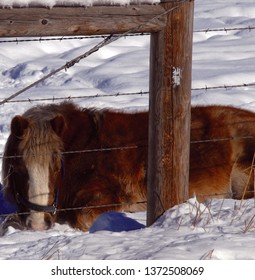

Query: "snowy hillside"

xmin=1 ymin=0 xmax=255 ymax=262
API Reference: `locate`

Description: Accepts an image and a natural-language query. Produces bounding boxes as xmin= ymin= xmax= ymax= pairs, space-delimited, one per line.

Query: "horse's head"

xmin=2 ymin=110 xmax=65 ymax=230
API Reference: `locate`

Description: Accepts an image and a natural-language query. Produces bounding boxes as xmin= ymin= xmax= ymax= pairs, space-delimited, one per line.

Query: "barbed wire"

xmin=0 ymin=145 xmax=145 ymax=160
xmin=0 ymin=0 xmax=189 ymax=106
xmin=1 ymin=91 xmax=150 ymax=104
xmin=0 ymin=25 xmax=254 ymax=45
xmin=3 ymin=80 xmax=255 ymax=105
xmin=190 ymin=135 xmax=254 ymax=144
xmin=193 ymin=26 xmax=255 ymax=34
xmin=0 ymin=132 xmax=254 ymax=161
xmin=0 ymin=33 xmax=150 ymax=44
xmin=192 ymin=82 xmax=255 ymax=92
xmin=0 ymin=200 xmax=147 ymax=219
xmin=195 ymin=190 xmax=255 ymax=198
xmin=0 ymin=189 xmax=254 ymax=219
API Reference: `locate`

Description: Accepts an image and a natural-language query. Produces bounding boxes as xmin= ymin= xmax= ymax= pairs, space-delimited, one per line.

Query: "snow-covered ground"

xmin=1 ymin=0 xmax=255 ymax=262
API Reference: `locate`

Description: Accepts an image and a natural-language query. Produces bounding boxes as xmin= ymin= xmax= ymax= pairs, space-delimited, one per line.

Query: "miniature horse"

xmin=1 ymin=102 xmax=255 ymax=231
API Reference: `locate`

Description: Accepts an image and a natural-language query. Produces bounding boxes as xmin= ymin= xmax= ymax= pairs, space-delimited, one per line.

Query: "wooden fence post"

xmin=147 ymin=0 xmax=194 ymax=226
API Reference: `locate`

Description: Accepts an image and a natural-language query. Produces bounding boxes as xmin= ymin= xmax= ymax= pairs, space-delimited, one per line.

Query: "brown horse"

xmin=1 ymin=102 xmax=255 ymax=231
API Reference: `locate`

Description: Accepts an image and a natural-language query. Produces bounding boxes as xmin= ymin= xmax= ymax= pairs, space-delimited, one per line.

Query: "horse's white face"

xmin=7 ymin=114 xmax=65 ymax=230
xmin=25 ymin=155 xmax=52 ymax=230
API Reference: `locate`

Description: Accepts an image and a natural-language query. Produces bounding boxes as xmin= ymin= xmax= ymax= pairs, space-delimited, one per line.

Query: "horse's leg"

xmin=68 ymin=181 xmax=123 ymax=231
xmin=231 ymin=163 xmax=254 ymax=199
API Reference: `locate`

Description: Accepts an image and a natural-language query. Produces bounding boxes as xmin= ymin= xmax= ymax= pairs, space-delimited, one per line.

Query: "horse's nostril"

xmin=26 ymin=213 xmax=53 ymax=230
xmin=45 ymin=217 xmax=53 ymax=230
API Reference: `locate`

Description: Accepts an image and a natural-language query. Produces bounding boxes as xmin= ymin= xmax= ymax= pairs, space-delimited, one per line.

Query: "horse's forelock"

xmin=18 ymin=117 xmax=63 ymax=167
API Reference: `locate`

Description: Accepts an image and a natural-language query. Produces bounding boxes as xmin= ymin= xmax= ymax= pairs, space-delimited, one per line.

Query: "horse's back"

xmin=190 ymin=105 xmax=255 ymax=200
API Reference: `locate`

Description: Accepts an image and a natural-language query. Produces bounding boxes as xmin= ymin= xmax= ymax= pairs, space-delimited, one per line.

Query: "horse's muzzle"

xmin=26 ymin=212 xmax=53 ymax=230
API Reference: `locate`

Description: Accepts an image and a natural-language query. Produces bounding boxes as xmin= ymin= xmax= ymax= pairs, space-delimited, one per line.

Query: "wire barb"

xmin=0 ymin=200 xmax=147 ymax=219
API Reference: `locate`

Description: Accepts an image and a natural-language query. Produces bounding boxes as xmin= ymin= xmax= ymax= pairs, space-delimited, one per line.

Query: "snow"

xmin=1 ymin=0 xmax=255 ymax=262
xmin=0 ymin=0 xmax=159 ymax=8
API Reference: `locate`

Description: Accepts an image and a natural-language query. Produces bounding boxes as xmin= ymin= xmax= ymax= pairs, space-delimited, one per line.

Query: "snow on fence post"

xmin=147 ymin=0 xmax=194 ymax=226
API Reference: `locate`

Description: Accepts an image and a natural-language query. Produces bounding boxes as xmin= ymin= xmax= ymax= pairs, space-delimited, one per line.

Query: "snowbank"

xmin=1 ymin=198 xmax=255 ymax=259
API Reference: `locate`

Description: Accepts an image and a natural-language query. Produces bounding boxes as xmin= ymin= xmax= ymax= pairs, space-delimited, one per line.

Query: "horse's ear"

xmin=11 ymin=115 xmax=29 ymax=138
xmin=50 ymin=115 xmax=66 ymax=137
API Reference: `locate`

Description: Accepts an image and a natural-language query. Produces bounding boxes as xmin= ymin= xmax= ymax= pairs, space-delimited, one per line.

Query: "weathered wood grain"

xmin=147 ymin=0 xmax=194 ymax=226
xmin=0 ymin=5 xmax=166 ymax=37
